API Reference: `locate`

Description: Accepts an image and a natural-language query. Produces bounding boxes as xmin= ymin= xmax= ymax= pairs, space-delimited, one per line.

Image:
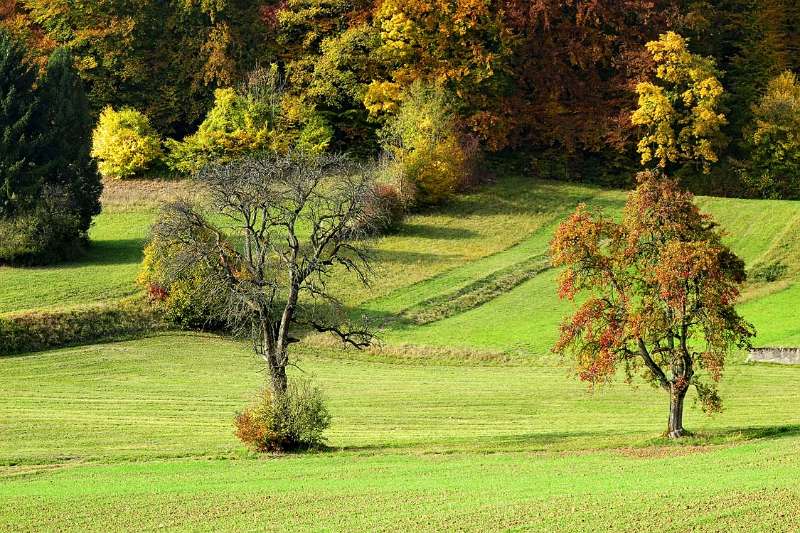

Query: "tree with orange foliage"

xmin=551 ymin=171 xmax=754 ymax=438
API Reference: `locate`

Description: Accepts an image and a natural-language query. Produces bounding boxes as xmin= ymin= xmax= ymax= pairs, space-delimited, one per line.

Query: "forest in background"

xmin=2 ymin=0 xmax=800 ymax=195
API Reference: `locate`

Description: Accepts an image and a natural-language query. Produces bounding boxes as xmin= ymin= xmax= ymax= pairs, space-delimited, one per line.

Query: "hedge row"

xmin=0 ymin=297 xmax=166 ymax=356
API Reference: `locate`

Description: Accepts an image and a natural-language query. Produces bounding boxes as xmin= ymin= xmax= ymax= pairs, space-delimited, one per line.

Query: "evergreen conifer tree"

xmin=35 ymin=47 xmax=102 ymax=234
xmin=0 ymin=29 xmax=38 ymax=217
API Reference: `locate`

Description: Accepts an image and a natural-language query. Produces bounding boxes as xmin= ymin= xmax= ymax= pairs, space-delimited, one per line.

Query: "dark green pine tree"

xmin=0 ymin=29 xmax=38 ymax=217
xmin=34 ymin=47 xmax=102 ymax=235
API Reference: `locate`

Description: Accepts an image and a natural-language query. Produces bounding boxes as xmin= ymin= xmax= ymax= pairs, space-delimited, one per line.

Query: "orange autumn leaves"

xmin=551 ymin=171 xmax=754 ymax=411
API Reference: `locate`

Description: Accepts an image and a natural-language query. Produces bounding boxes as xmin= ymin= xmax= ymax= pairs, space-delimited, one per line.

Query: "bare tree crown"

xmin=150 ymin=151 xmax=381 ymax=391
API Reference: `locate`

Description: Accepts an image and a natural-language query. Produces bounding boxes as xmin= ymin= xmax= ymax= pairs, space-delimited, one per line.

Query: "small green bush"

xmin=749 ymin=261 xmax=788 ymax=283
xmin=0 ymin=297 xmax=165 ymax=356
xmin=91 ymin=106 xmax=163 ymax=179
xmin=234 ymin=379 xmax=332 ymax=452
xmin=0 ymin=188 xmax=85 ymax=265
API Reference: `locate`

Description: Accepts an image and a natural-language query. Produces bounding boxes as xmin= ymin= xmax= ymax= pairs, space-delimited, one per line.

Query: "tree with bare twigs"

xmin=148 ymin=151 xmax=380 ymax=395
xmin=551 ymin=171 xmax=755 ymax=438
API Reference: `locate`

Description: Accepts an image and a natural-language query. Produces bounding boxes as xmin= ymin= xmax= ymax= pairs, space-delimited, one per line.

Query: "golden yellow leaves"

xmin=632 ymin=32 xmax=727 ymax=173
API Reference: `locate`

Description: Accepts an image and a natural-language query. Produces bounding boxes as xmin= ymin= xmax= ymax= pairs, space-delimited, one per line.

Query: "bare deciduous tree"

xmin=150 ymin=151 xmax=381 ymax=394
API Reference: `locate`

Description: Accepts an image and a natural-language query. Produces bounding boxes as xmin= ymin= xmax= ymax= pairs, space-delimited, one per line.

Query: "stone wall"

xmin=748 ymin=348 xmax=800 ymax=365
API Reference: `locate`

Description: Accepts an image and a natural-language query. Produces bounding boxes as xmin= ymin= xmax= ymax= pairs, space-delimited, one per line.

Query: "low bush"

xmin=0 ymin=188 xmax=86 ymax=265
xmin=137 ymin=241 xmax=227 ymax=330
xmin=91 ymin=106 xmax=163 ymax=179
xmin=749 ymin=261 xmax=788 ymax=283
xmin=367 ymin=183 xmax=406 ymax=233
xmin=234 ymin=379 xmax=332 ymax=452
xmin=0 ymin=297 xmax=165 ymax=356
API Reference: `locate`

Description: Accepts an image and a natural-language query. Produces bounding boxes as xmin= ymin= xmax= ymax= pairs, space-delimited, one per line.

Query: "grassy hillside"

xmin=2 ymin=334 xmax=799 ymax=531
xmin=3 ymin=176 xmax=800 ymax=530
xmin=362 ymin=181 xmax=800 ymax=353
xmin=5 ymin=176 xmax=799 ymax=351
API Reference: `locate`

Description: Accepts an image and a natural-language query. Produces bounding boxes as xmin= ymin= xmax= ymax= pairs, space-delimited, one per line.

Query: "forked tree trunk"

xmin=667 ymin=384 xmax=688 ymax=438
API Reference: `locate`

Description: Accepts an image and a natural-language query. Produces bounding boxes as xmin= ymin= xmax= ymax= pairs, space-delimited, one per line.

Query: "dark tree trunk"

xmin=667 ymin=384 xmax=688 ymax=438
xmin=270 ymin=362 xmax=288 ymax=395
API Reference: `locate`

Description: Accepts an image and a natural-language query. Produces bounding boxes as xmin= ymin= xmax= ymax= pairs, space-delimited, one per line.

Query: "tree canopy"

xmin=4 ymin=1 xmax=800 ymax=193
xmin=551 ymin=171 xmax=755 ymax=437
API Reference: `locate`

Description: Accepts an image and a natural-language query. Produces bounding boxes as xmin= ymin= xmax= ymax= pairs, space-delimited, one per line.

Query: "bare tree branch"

xmin=148 ymin=150 xmax=381 ymax=394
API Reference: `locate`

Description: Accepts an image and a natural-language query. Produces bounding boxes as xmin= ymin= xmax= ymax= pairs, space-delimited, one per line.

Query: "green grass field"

xmin=2 ymin=334 xmax=799 ymax=531
xmin=2 ymin=176 xmax=800 ymax=531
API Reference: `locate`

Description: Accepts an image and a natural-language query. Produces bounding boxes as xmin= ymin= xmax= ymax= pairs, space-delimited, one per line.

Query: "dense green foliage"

xmin=35 ymin=48 xmax=102 ymax=233
xmin=137 ymin=239 xmax=226 ymax=330
xmin=0 ymin=29 xmax=37 ymax=216
xmin=0 ymin=33 xmax=101 ymax=264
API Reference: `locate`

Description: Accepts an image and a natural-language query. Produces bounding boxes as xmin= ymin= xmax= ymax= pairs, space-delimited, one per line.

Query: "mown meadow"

xmin=2 ymin=176 xmax=800 ymax=531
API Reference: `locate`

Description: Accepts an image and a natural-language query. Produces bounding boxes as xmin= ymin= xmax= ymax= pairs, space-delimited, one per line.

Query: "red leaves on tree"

xmin=551 ymin=170 xmax=754 ymax=413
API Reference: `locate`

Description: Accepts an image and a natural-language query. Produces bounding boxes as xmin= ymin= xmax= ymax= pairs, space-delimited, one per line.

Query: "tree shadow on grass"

xmin=12 ymin=238 xmax=146 ymax=270
xmin=715 ymin=424 xmax=800 ymax=441
xmin=396 ymin=223 xmax=478 ymax=240
xmin=82 ymin=238 xmax=146 ymax=266
xmin=436 ymin=178 xmax=628 ymax=219
xmin=367 ymin=249 xmax=462 ymax=265
xmin=638 ymin=424 xmax=800 ymax=449
xmin=323 ymin=429 xmax=617 ymax=455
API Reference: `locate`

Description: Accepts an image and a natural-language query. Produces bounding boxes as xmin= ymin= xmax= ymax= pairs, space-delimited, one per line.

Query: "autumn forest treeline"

xmin=2 ymin=0 xmax=800 ymax=194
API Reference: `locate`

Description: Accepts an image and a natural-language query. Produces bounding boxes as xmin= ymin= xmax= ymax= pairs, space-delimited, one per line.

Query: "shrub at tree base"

xmin=92 ymin=106 xmax=163 ymax=179
xmin=234 ymin=379 xmax=332 ymax=453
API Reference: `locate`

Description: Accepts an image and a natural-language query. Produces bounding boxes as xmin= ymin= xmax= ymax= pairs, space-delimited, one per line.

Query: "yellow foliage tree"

xmin=631 ymin=32 xmax=727 ymax=173
xmin=91 ymin=106 xmax=163 ymax=179
xmin=380 ymin=82 xmax=468 ymax=205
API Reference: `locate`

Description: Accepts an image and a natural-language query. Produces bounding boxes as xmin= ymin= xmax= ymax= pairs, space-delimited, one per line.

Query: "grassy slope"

xmin=3 ymin=176 xmax=800 ymax=351
xmin=0 ymin=210 xmax=150 ymax=314
xmin=2 ymin=334 xmax=799 ymax=531
xmin=0 ymin=178 xmax=592 ymax=315
xmin=371 ymin=183 xmax=800 ymax=352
